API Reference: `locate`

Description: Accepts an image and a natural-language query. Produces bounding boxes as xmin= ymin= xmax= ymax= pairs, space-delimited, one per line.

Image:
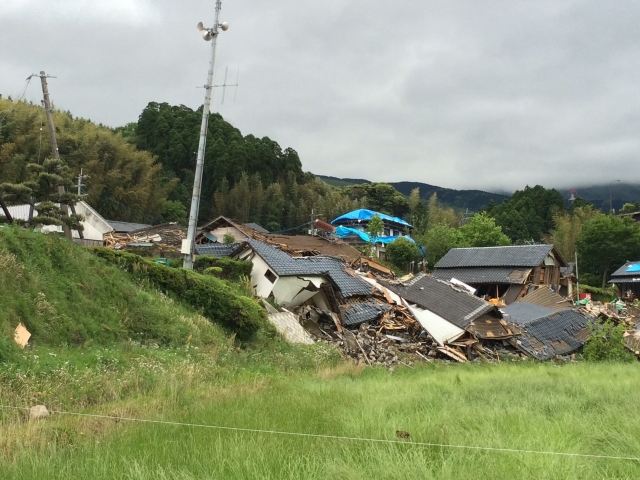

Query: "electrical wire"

xmin=0 ymin=76 xmax=33 ymax=126
xmin=1 ymin=405 xmax=638 ymax=462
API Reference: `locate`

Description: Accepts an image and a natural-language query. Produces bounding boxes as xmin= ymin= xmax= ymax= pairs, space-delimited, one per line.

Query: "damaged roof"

xmin=501 ymin=302 xmax=556 ymax=325
xmin=516 ymin=287 xmax=574 ymax=311
xmin=435 ymin=244 xmax=564 ymax=268
xmin=195 ymin=243 xmax=240 ymax=257
xmin=106 ymin=220 xmax=152 ymax=233
xmin=381 ymin=273 xmax=496 ymax=329
xmin=432 ymin=267 xmax=531 ymax=285
xmin=237 ymin=239 xmax=372 ymax=298
xmin=343 ymin=303 xmax=390 ymax=327
xmin=262 ymin=233 xmax=361 ymax=264
xmin=511 ymin=310 xmax=591 ymax=360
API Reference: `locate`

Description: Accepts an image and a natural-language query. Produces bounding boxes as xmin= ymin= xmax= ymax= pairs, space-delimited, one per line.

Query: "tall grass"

xmin=2 ymin=362 xmax=639 ymax=479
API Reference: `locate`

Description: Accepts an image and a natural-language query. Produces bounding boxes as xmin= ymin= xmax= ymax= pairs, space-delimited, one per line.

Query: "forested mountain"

xmin=317 ymin=175 xmax=509 ymax=211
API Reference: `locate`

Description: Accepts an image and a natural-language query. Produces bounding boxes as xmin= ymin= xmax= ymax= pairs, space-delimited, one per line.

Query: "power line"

xmin=0 ymin=76 xmax=33 ymax=126
xmin=1 ymin=405 xmax=638 ymax=462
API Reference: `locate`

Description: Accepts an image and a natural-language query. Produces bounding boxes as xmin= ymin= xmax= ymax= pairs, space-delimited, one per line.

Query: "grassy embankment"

xmin=0 ymin=227 xmax=337 ymax=457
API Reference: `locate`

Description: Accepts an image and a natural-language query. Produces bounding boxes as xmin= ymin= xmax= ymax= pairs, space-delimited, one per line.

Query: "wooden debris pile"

xmin=103 ymin=223 xmax=186 ymax=251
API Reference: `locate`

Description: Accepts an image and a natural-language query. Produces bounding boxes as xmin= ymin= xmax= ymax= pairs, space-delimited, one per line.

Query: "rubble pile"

xmin=103 ymin=223 xmax=186 ymax=251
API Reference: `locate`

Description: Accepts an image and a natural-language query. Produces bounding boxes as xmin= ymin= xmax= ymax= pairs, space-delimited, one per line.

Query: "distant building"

xmin=609 ymin=261 xmax=640 ymax=300
xmin=330 ymin=208 xmax=414 ymax=260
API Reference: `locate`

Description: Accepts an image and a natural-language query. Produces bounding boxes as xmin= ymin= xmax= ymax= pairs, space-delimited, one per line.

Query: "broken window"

xmin=264 ymin=269 xmax=277 ymax=283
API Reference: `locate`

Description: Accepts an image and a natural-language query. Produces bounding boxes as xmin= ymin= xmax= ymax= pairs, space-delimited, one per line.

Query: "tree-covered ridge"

xmin=0 ymin=98 xmax=175 ymax=223
xmin=132 ymin=102 xmax=305 ymax=212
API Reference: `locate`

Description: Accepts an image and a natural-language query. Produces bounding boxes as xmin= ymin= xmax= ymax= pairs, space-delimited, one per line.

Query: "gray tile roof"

xmin=107 ymin=220 xmax=152 ymax=233
xmin=514 ymin=310 xmax=591 ymax=360
xmin=244 ymin=222 xmax=269 ymax=233
xmin=501 ymin=302 xmax=556 ymax=325
xmin=435 ymin=244 xmax=556 ymax=268
xmin=381 ymin=273 xmax=496 ymax=329
xmin=242 ymin=239 xmax=372 ymax=298
xmin=610 ymin=261 xmax=640 ymax=278
xmin=343 ymin=303 xmax=390 ymax=327
xmin=432 ymin=267 xmax=530 ymax=285
xmin=195 ymin=243 xmax=240 ymax=257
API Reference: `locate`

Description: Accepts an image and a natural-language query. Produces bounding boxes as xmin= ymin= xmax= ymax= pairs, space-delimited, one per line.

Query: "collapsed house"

xmin=609 ymin=261 xmax=640 ymax=300
xmin=502 ymin=287 xmax=592 ymax=360
xmin=196 ymin=215 xmax=362 ymax=265
xmin=230 ymin=239 xmax=373 ymax=311
xmin=432 ymin=244 xmax=571 ymax=303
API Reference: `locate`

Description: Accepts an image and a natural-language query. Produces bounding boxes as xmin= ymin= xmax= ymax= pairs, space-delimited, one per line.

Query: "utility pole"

xmin=183 ymin=1 xmax=229 ymax=269
xmin=76 ymin=168 xmax=89 ymax=196
xmin=38 ymin=71 xmax=72 ymax=240
xmin=609 ymin=179 xmax=621 ymax=215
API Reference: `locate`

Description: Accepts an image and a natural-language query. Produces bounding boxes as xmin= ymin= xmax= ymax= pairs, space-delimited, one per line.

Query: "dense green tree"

xmin=426 ymin=193 xmax=460 ymax=229
xmin=386 ymin=237 xmax=420 ymax=272
xmin=620 ymin=201 xmax=640 ymax=214
xmin=343 ymin=183 xmax=409 ymax=217
xmin=367 ymin=214 xmax=384 ymax=242
xmin=0 ymin=98 xmax=175 ymax=224
xmin=418 ymin=224 xmax=464 ymax=268
xmin=543 ymin=205 xmax=598 ymax=260
xmin=459 ymin=212 xmax=511 ymax=247
xmin=577 ymin=214 xmax=640 ymax=287
xmin=487 ymin=185 xmax=565 ymax=242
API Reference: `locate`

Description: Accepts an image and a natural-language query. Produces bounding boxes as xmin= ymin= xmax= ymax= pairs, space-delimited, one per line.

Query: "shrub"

xmin=386 ymin=237 xmax=420 ymax=272
xmin=223 ymin=234 xmax=236 ymax=244
xmin=583 ymin=321 xmax=634 ymax=362
xmin=91 ymin=248 xmax=271 ymax=341
xmin=194 ymin=256 xmax=252 ymax=281
xmin=0 ymin=336 xmax=19 ymax=364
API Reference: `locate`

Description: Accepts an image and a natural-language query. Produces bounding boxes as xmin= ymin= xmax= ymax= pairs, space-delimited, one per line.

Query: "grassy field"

xmin=2 ymin=362 xmax=640 ymax=479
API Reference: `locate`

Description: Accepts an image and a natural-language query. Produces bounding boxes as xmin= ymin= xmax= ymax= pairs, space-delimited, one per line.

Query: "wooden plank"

xmin=381 ymin=286 xmax=395 ymax=305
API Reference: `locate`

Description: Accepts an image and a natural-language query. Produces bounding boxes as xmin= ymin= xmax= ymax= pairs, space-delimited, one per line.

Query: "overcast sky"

xmin=2 ymin=0 xmax=639 ymax=193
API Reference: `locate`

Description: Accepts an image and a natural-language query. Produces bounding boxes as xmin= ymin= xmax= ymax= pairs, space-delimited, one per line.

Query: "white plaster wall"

xmin=210 ymin=226 xmax=247 ymax=242
xmin=248 ymin=253 xmax=278 ymax=298
xmin=272 ymin=275 xmax=325 ymax=307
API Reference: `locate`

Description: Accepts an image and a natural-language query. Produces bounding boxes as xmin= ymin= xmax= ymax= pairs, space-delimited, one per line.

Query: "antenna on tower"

xmin=213 ymin=66 xmax=239 ymax=104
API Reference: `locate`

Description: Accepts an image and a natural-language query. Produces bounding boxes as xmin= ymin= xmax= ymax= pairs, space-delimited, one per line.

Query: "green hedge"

xmin=91 ymin=249 xmax=271 ymax=341
xmin=194 ymin=256 xmax=252 ymax=281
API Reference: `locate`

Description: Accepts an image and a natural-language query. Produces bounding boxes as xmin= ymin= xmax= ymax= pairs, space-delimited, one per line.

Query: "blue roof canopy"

xmin=626 ymin=263 xmax=640 ymax=273
xmin=331 ymin=209 xmax=412 ymax=228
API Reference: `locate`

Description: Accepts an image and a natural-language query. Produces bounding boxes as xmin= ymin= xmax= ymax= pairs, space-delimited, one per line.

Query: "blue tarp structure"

xmin=626 ymin=263 xmax=640 ymax=273
xmin=334 ymin=226 xmax=370 ymax=243
xmin=331 ymin=209 xmax=412 ymax=228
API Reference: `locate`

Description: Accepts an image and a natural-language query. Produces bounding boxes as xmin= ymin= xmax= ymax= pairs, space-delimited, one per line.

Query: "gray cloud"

xmin=2 ymin=0 xmax=639 ymax=193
